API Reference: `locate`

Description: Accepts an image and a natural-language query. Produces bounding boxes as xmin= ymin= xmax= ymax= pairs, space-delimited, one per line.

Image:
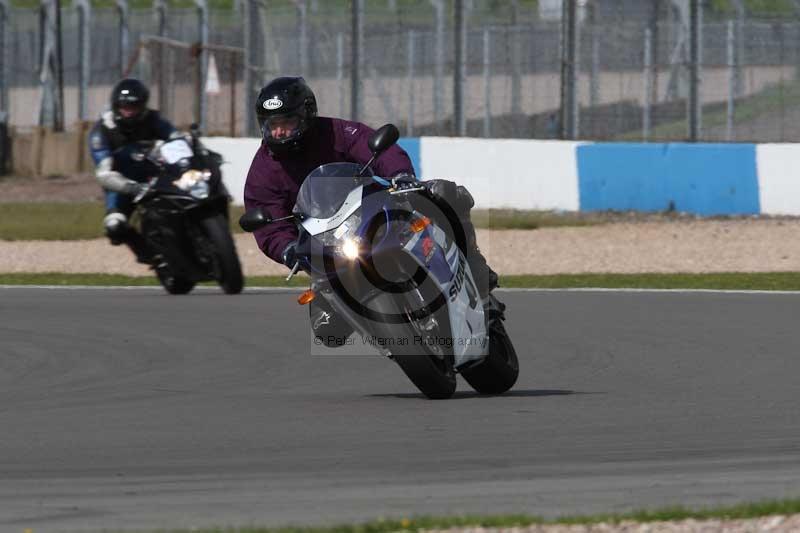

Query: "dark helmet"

xmin=110 ymin=78 xmax=150 ymax=132
xmin=255 ymin=76 xmax=317 ymax=153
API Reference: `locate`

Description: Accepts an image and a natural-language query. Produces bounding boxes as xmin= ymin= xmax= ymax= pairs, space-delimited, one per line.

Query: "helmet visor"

xmin=264 ymin=113 xmax=302 ymax=141
xmin=117 ymin=103 xmax=144 ymax=119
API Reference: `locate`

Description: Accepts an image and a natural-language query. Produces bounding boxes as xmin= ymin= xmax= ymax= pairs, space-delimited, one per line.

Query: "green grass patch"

xmin=4 ymin=272 xmax=800 ymax=291
xmin=100 ymin=497 xmax=800 ymax=532
xmin=0 ymin=203 xmax=248 ymax=241
xmin=472 ymin=209 xmax=603 ymax=230
xmin=0 ymin=203 xmax=602 ymax=241
xmin=0 ymin=202 xmax=108 ymax=241
xmin=0 ymin=273 xmax=312 ymax=287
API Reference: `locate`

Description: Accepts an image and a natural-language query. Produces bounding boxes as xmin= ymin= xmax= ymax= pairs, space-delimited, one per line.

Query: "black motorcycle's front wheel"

xmin=155 ymin=265 xmax=196 ymax=295
xmin=200 ymin=214 xmax=244 ymax=295
xmin=368 ymin=288 xmax=456 ymax=400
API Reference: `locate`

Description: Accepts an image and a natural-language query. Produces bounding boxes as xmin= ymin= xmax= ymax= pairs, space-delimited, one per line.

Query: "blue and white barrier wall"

xmin=203 ymin=136 xmax=800 ymax=216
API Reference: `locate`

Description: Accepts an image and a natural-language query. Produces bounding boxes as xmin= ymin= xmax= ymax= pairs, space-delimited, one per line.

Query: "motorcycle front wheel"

xmin=368 ymin=288 xmax=456 ymax=400
xmin=155 ymin=264 xmax=196 ymax=295
xmin=200 ymin=214 xmax=244 ymax=295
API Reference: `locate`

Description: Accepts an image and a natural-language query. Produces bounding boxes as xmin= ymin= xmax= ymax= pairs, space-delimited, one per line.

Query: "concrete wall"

xmin=204 ymin=135 xmax=800 ymax=217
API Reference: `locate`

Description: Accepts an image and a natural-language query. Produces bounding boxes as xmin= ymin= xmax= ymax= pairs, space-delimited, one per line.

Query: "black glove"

xmin=123 ymin=181 xmax=150 ymax=199
xmin=281 ymin=240 xmax=299 ymax=268
xmin=390 ymin=172 xmax=419 ymax=189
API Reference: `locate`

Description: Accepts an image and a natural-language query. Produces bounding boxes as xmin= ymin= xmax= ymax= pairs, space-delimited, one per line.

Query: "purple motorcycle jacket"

xmin=243 ymin=117 xmax=416 ymax=264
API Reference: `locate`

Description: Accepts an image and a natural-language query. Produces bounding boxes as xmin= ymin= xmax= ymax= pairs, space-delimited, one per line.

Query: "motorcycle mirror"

xmin=368 ymin=124 xmax=400 ymax=155
xmin=239 ymin=208 xmax=272 ymax=232
xmin=358 ymin=124 xmax=400 ymax=176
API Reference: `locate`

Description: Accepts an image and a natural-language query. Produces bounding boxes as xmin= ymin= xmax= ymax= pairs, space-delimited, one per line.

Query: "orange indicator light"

xmin=410 ymin=216 xmax=431 ymax=233
xmin=297 ymin=289 xmax=316 ymax=305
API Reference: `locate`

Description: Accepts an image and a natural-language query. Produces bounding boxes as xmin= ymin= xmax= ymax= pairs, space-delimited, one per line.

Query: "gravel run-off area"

xmin=3 ymin=173 xmax=800 ymax=275
xmin=2 ymin=220 xmax=800 ymax=276
xmin=427 ymin=514 xmax=800 ymax=533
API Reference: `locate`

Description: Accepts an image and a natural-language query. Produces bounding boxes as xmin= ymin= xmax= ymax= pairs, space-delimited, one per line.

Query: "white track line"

xmin=0 ymin=285 xmax=301 ymax=292
xmin=2 ymin=285 xmax=800 ymax=295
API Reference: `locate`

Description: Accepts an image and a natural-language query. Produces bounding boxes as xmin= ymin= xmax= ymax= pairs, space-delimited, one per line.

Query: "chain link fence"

xmin=6 ymin=0 xmax=800 ymax=142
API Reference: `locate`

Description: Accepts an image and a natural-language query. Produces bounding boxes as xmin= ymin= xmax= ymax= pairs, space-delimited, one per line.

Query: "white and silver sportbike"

xmin=240 ymin=124 xmax=518 ymax=399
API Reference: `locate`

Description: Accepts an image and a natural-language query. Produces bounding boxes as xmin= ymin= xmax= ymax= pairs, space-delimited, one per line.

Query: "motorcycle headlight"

xmin=316 ymin=212 xmax=363 ymax=259
xmin=188 ymin=180 xmax=210 ymax=199
xmin=341 ymin=237 xmax=360 ymax=260
xmin=173 ymin=169 xmax=211 ymax=199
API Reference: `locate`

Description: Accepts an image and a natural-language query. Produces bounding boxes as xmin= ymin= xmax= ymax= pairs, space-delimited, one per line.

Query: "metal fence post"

xmin=351 ymin=0 xmax=363 ymax=121
xmin=407 ymin=29 xmax=415 ymax=136
xmin=688 ymin=0 xmax=700 ymax=141
xmin=76 ymin=0 xmax=91 ymax=122
xmin=39 ymin=0 xmax=57 ymax=128
xmin=510 ymin=0 xmax=521 ymax=129
xmin=429 ymin=0 xmax=445 ymax=134
xmin=453 ymin=0 xmax=465 ymax=136
xmin=483 ymin=27 xmax=491 ymax=138
xmin=243 ymin=0 xmax=260 ymax=136
xmin=116 ymin=0 xmax=129 ymax=79
xmin=195 ymin=0 xmax=208 ymax=132
xmin=337 ymin=32 xmax=345 ymax=117
xmin=726 ymin=19 xmax=734 ymax=141
xmin=733 ymin=0 xmax=744 ymax=97
xmin=643 ymin=28 xmax=653 ymax=141
xmin=559 ymin=0 xmax=578 ymax=139
xmin=295 ymin=0 xmax=308 ymax=75
xmin=589 ymin=1 xmax=599 ymax=110
xmin=0 ymin=0 xmax=9 ymax=114
xmin=153 ymin=0 xmax=167 ymax=118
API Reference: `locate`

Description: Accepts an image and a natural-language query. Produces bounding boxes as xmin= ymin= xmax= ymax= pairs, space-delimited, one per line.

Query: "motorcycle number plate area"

xmin=161 ymin=140 xmax=194 ymax=164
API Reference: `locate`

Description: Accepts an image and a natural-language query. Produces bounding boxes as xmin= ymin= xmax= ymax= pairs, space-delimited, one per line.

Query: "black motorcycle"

xmin=122 ymin=132 xmax=244 ymax=295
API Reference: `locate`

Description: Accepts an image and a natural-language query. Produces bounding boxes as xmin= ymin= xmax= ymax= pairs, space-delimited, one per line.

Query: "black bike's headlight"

xmin=172 ymin=169 xmax=211 ymax=199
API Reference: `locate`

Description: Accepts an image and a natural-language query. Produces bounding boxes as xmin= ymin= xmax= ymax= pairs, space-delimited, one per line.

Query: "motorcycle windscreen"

xmin=294 ymin=162 xmax=368 ymax=219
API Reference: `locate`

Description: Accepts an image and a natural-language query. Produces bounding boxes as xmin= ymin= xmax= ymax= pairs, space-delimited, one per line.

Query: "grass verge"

xmin=3 ymin=272 xmax=800 ymax=291
xmin=105 ymin=497 xmax=800 ymax=532
xmin=500 ymin=272 xmax=800 ymax=290
xmin=0 ymin=203 xmax=604 ymax=240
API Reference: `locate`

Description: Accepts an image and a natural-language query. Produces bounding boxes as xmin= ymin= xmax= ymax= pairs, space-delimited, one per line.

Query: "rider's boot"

xmin=460 ymin=214 xmax=505 ymax=324
xmin=104 ymin=210 xmax=153 ymax=265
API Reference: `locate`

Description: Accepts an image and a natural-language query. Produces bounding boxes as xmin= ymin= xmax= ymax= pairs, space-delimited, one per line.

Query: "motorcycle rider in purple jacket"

xmin=244 ymin=77 xmax=498 ymax=346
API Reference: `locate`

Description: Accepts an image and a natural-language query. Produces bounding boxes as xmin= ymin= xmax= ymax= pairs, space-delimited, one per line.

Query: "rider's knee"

xmin=103 ymin=211 xmax=129 ymax=245
xmin=426 ymin=179 xmax=473 ymax=217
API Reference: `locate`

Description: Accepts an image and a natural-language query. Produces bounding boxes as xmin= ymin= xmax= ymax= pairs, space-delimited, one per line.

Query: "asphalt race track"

xmin=1 ymin=287 xmax=799 ymax=532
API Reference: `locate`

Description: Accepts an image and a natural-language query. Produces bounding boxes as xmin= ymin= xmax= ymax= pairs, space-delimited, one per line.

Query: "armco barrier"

xmin=203 ymin=135 xmax=799 ymax=216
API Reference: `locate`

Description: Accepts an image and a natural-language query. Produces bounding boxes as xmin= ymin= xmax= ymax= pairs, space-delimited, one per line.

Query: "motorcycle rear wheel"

xmin=460 ymin=319 xmax=519 ymax=395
